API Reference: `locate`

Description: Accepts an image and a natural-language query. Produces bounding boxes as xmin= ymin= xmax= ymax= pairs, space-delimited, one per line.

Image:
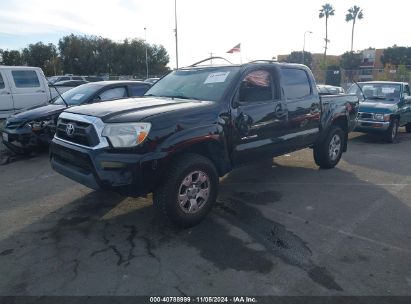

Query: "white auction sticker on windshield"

xmin=71 ymin=94 xmax=85 ymax=100
xmin=382 ymin=87 xmax=395 ymax=94
xmin=204 ymin=72 xmax=230 ymax=84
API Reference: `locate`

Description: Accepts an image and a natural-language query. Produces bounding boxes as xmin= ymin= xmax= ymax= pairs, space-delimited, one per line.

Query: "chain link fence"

xmin=312 ymin=68 xmax=411 ymax=90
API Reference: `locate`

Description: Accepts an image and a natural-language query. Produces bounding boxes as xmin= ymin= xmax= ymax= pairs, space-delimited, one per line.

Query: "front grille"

xmin=358 ymin=112 xmax=373 ymax=119
xmin=56 ymin=118 xmax=99 ymax=147
xmin=52 ymin=144 xmax=92 ymax=171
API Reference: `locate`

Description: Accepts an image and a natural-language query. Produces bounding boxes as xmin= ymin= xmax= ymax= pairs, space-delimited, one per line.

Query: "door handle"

xmin=0 ymin=91 xmax=11 ymax=95
xmin=36 ymin=90 xmax=45 ymax=93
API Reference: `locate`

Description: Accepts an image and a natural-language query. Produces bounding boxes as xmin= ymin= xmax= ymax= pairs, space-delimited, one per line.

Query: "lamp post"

xmin=144 ymin=27 xmax=148 ymax=79
xmin=174 ymin=0 xmax=179 ymax=69
xmin=302 ymin=30 xmax=312 ymax=65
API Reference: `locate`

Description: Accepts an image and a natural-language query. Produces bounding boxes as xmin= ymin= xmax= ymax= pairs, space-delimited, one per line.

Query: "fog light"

xmin=100 ymin=161 xmax=126 ymax=169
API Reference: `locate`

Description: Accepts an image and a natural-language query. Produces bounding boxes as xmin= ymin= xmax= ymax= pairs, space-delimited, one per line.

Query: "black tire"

xmin=383 ymin=119 xmax=398 ymax=143
xmin=153 ymin=153 xmax=218 ymax=228
xmin=313 ymin=125 xmax=345 ymax=169
xmin=405 ymin=123 xmax=411 ymax=133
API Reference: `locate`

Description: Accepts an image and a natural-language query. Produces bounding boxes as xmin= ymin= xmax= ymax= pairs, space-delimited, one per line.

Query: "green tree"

xmin=381 ymin=46 xmax=411 ymax=66
xmin=286 ymin=51 xmax=313 ymax=68
xmin=1 ymin=50 xmax=23 ymax=65
xmin=340 ymin=51 xmax=361 ymax=81
xmin=345 ymin=6 xmax=364 ymax=52
xmin=22 ymin=42 xmax=59 ymax=76
xmin=319 ymin=3 xmax=335 ymax=63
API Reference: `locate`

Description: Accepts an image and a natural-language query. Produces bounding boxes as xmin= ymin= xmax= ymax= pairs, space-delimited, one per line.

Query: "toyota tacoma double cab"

xmin=50 ymin=59 xmax=359 ymax=227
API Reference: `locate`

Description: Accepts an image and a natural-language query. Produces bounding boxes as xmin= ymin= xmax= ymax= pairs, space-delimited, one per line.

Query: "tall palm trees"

xmin=346 ymin=6 xmax=364 ymax=52
xmin=319 ymin=3 xmax=335 ymax=62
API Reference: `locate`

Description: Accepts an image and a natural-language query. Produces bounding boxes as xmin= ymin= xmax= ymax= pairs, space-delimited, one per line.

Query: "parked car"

xmin=50 ymin=80 xmax=89 ymax=98
xmin=0 ymin=66 xmax=52 ymax=119
xmin=2 ymin=81 xmax=152 ymax=154
xmin=48 ymin=75 xmax=87 ymax=85
xmin=348 ymin=81 xmax=411 ymax=142
xmin=50 ymin=60 xmax=358 ymax=227
xmin=317 ymin=84 xmax=345 ymax=95
xmin=144 ymin=77 xmax=160 ymax=85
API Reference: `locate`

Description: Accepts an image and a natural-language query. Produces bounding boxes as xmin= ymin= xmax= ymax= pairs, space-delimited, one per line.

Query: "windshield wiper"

xmin=162 ymin=95 xmax=200 ymax=100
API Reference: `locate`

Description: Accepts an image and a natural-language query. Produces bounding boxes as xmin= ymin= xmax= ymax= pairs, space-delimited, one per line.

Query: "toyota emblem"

xmin=65 ymin=123 xmax=75 ymax=137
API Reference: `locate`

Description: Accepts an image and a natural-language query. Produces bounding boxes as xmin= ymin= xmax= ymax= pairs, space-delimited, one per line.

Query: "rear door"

xmin=7 ymin=68 xmax=49 ymax=110
xmin=231 ymin=67 xmax=289 ymax=164
xmin=280 ymin=68 xmax=321 ymax=149
xmin=0 ymin=70 xmax=14 ymax=118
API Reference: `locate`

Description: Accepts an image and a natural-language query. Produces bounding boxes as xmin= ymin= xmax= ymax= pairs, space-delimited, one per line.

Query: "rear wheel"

xmin=314 ymin=125 xmax=345 ymax=169
xmin=405 ymin=123 xmax=411 ymax=133
xmin=383 ymin=119 xmax=398 ymax=143
xmin=153 ymin=153 xmax=218 ymax=228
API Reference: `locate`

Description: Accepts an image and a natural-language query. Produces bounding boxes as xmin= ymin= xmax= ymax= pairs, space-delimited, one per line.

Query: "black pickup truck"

xmin=50 ymin=60 xmax=358 ymax=227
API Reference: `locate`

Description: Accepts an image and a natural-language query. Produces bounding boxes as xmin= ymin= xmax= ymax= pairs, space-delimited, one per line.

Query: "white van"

xmin=0 ymin=66 xmax=52 ymax=119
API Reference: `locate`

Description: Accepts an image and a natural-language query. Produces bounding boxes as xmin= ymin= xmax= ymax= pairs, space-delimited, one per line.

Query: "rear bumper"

xmin=50 ymin=138 xmax=166 ymax=196
xmin=355 ymin=120 xmax=390 ymax=132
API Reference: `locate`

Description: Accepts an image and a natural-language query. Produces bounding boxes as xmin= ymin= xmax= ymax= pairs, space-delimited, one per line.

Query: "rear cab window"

xmin=11 ymin=70 xmax=40 ymax=88
xmin=130 ymin=84 xmax=151 ymax=96
xmin=281 ymin=68 xmax=312 ymax=100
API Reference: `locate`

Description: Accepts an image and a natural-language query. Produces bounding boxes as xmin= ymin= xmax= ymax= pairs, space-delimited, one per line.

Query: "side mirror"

xmin=404 ymin=95 xmax=411 ymax=103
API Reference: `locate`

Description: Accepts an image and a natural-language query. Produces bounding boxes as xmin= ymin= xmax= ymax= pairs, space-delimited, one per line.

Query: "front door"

xmin=0 ymin=71 xmax=14 ymax=118
xmin=231 ymin=68 xmax=288 ymax=164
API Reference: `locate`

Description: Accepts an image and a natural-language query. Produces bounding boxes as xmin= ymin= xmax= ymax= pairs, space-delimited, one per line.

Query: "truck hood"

xmin=65 ymin=97 xmax=216 ymax=122
xmin=7 ymin=104 xmax=67 ymax=122
xmin=359 ymin=100 xmax=397 ymax=114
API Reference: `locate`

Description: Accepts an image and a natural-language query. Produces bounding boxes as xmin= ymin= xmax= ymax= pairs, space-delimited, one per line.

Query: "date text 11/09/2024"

xmin=149 ymin=296 xmax=258 ymax=303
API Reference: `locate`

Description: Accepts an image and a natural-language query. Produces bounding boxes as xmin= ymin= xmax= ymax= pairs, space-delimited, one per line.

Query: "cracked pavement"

xmin=0 ymin=130 xmax=411 ymax=295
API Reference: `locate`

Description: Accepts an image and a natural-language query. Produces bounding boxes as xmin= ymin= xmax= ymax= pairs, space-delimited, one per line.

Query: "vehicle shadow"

xmin=345 ymin=130 xmax=411 ymax=176
xmin=0 ymin=159 xmax=410 ymax=295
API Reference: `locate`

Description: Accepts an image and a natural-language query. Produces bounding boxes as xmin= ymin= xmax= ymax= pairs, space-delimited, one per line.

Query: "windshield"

xmin=52 ymin=83 xmax=101 ymax=105
xmin=348 ymin=83 xmax=401 ymax=103
xmin=144 ymin=66 xmax=241 ymax=101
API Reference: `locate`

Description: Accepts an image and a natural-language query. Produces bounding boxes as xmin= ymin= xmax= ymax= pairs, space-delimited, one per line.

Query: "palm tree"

xmin=319 ymin=3 xmax=335 ymax=62
xmin=346 ymin=6 xmax=364 ymax=52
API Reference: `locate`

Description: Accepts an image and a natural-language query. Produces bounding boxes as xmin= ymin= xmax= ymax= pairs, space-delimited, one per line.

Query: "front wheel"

xmin=153 ymin=153 xmax=218 ymax=228
xmin=313 ymin=125 xmax=345 ymax=169
xmin=383 ymin=119 xmax=398 ymax=143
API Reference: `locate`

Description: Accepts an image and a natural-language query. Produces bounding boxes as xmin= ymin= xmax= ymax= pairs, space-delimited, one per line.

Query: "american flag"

xmin=227 ymin=43 xmax=241 ymax=53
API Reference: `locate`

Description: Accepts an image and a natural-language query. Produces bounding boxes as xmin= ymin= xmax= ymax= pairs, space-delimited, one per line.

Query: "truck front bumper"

xmin=354 ymin=120 xmax=390 ymax=132
xmin=50 ymin=138 xmax=165 ymax=196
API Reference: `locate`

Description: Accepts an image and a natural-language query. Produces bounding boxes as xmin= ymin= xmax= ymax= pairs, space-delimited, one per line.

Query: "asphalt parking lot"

xmin=0 ymin=130 xmax=410 ymax=296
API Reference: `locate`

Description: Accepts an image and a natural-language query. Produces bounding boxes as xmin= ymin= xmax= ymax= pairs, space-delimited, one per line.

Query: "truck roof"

xmin=181 ymin=60 xmax=307 ymax=71
xmin=0 ymin=65 xmax=44 ymax=70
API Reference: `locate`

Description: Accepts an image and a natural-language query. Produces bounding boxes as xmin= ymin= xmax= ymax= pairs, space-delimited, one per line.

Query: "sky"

xmin=0 ymin=0 xmax=410 ymax=69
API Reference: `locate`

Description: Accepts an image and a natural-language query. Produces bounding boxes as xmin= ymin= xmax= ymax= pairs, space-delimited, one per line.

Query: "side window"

xmin=238 ymin=70 xmax=273 ymax=103
xmin=0 ymin=73 xmax=5 ymax=89
xmin=131 ymin=84 xmax=150 ymax=96
xmin=281 ymin=69 xmax=311 ymax=100
xmin=98 ymin=87 xmax=127 ymax=101
xmin=404 ymin=85 xmax=410 ymax=96
xmin=72 ymin=76 xmax=83 ymax=80
xmin=59 ymin=77 xmax=70 ymax=81
xmin=11 ymin=70 xmax=40 ymax=88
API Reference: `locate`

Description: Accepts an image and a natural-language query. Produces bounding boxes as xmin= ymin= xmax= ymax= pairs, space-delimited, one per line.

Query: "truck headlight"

xmin=374 ymin=114 xmax=390 ymax=121
xmin=102 ymin=123 xmax=151 ymax=148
